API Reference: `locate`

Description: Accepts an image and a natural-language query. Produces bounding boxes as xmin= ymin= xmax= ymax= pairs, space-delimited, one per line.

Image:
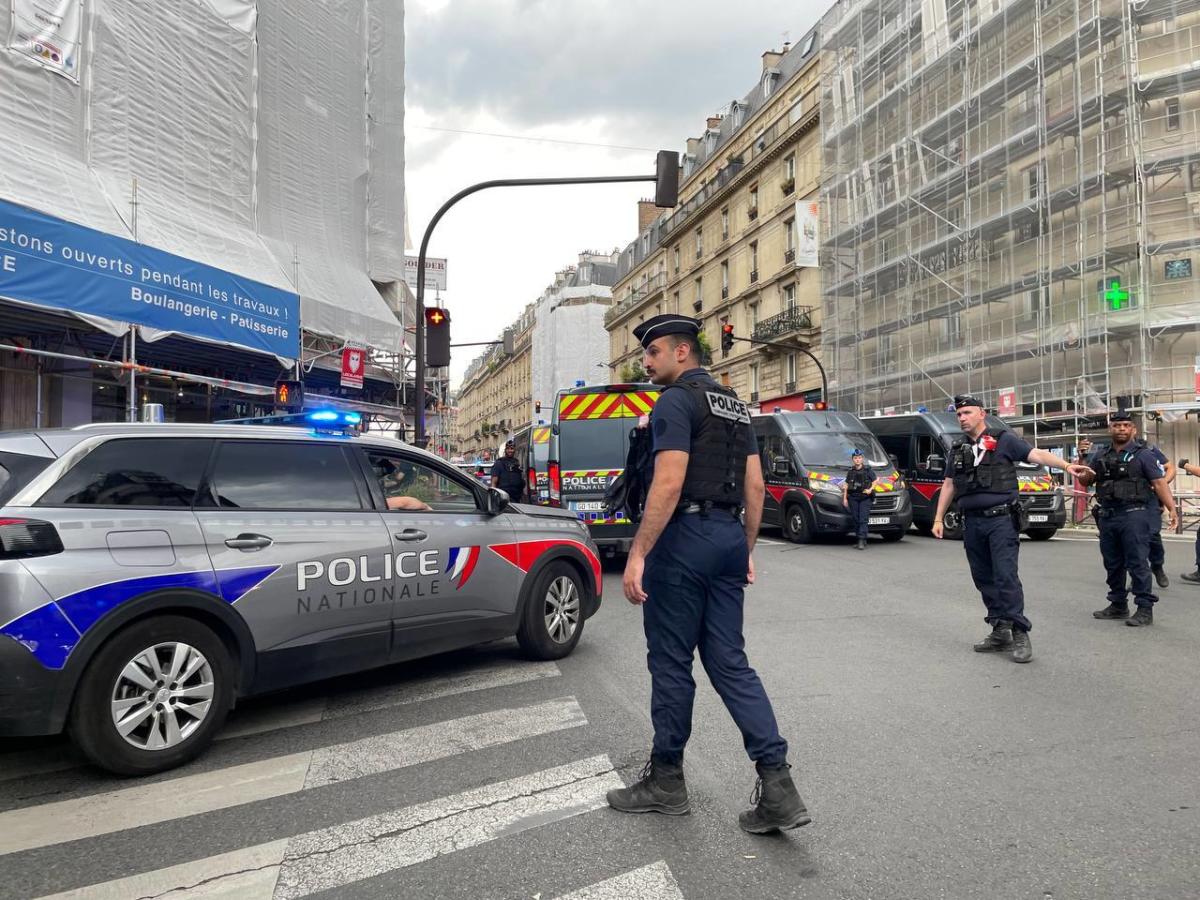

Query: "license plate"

xmin=1029 ymin=514 xmax=1049 ymax=523
xmin=868 ymin=517 xmax=890 ymax=525
xmin=572 ymin=501 xmax=605 ymax=512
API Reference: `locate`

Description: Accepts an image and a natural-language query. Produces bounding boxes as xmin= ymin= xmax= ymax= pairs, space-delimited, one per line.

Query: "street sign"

xmin=998 ymin=386 xmax=1017 ymax=417
xmin=405 ymin=256 xmax=448 ymax=292
xmin=341 ymin=346 xmax=365 ymax=390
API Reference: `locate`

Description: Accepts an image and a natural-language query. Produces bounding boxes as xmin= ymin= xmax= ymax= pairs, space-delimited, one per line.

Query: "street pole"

xmin=414 ymin=174 xmax=661 ymax=447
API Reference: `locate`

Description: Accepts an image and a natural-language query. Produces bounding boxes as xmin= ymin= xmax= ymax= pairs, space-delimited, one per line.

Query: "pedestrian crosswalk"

xmin=0 ymin=653 xmax=688 ymax=900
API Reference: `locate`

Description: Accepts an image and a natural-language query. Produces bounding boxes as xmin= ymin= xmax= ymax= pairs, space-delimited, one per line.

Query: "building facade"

xmin=607 ymin=28 xmax=824 ymax=409
xmin=454 ymin=252 xmax=618 ymax=458
xmin=819 ymin=0 xmax=1200 ymax=456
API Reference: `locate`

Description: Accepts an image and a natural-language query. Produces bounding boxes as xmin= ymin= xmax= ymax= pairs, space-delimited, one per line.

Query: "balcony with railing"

xmin=784 ymin=248 xmax=796 ymax=264
xmin=660 ymin=157 xmax=745 ymax=241
xmin=605 ymin=272 xmax=667 ymax=325
xmin=753 ymin=305 xmax=816 ymax=343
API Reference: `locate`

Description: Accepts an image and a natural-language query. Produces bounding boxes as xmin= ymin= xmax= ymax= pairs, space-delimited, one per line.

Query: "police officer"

xmin=932 ymin=395 xmax=1089 ymax=662
xmin=1077 ymin=411 xmax=1177 ymax=626
xmin=842 ymin=449 xmax=877 ymax=550
xmin=1080 ymin=436 xmax=1176 ymax=588
xmin=1180 ymin=459 xmax=1200 ymax=585
xmin=606 ymin=314 xmax=809 ymax=835
xmin=489 ymin=440 xmax=525 ymax=504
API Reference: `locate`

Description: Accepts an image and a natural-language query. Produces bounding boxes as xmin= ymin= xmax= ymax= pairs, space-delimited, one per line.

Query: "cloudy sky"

xmin=405 ymin=0 xmax=824 ymax=387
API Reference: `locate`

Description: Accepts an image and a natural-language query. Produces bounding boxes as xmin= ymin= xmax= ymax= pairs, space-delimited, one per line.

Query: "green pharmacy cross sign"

xmin=1103 ymin=279 xmax=1131 ymax=310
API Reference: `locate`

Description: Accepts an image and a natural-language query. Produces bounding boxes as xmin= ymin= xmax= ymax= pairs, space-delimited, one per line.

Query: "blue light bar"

xmin=309 ymin=410 xmax=339 ymax=422
xmin=343 ymin=412 xmax=362 ymax=425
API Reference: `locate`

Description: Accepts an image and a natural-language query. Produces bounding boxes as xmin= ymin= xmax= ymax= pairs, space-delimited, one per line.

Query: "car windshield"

xmin=556 ymin=416 xmax=633 ymax=471
xmin=790 ymin=432 xmax=889 ymax=469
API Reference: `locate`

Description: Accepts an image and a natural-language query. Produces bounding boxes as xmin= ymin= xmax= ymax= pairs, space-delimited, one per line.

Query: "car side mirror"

xmin=926 ymin=454 xmax=946 ymax=476
xmin=772 ymin=458 xmax=791 ymax=477
xmin=486 ymin=487 xmax=510 ymax=515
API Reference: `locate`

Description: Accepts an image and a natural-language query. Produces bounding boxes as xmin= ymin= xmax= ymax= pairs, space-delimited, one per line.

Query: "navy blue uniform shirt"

xmin=955 ymin=429 xmax=1033 ymax=512
xmin=1086 ymin=442 xmax=1164 ymax=506
xmin=651 ymin=368 xmax=758 ymax=457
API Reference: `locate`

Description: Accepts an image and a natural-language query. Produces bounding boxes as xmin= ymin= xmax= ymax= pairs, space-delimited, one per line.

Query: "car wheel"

xmin=783 ymin=504 xmax=813 ymax=544
xmin=517 ymin=561 xmax=586 ymax=660
xmin=1025 ymin=528 xmax=1057 ymax=541
xmin=879 ymin=530 xmax=905 ymax=543
xmin=68 ymin=616 xmax=234 ymax=776
xmin=942 ymin=506 xmax=964 ymax=541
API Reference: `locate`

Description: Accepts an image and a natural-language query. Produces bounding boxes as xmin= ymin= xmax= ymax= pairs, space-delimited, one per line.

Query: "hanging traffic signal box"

xmin=425 ymin=307 xmax=451 ymax=368
xmin=273 ymin=379 xmax=304 ymax=413
xmin=721 ymin=323 xmax=735 ymax=358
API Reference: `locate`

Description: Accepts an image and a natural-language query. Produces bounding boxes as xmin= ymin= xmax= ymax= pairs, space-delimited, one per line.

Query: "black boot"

xmin=1093 ymin=603 xmax=1130 ymax=620
xmin=1153 ymin=566 xmax=1169 ymax=589
xmin=1125 ymin=606 xmax=1153 ymax=627
xmin=1181 ymin=570 xmax=1200 ymax=585
xmin=1011 ymin=629 xmax=1032 ymax=663
xmin=973 ymin=620 xmax=1013 ymax=652
xmin=738 ymin=762 xmax=811 ymax=834
xmin=607 ymin=758 xmax=690 ymax=816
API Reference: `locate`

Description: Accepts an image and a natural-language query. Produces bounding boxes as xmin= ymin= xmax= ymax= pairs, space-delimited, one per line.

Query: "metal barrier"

xmin=1066 ymin=484 xmax=1200 ymax=534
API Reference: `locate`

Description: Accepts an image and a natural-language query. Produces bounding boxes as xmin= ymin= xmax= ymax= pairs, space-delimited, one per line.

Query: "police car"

xmin=0 ymin=414 xmax=602 ymax=775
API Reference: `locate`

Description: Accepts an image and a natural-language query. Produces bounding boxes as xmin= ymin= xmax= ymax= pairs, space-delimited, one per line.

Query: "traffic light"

xmin=655 ymin=150 xmax=680 ymax=208
xmin=273 ymin=379 xmax=304 ymax=413
xmin=721 ymin=323 xmax=735 ymax=358
xmin=425 ymin=306 xmax=451 ymax=368
xmin=535 ymin=401 xmax=542 ymax=414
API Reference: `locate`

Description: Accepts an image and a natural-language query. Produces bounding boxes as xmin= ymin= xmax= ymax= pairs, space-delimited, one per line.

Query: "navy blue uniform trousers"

xmin=642 ymin=509 xmax=788 ymax=767
xmin=848 ymin=495 xmax=872 ymax=539
xmin=1099 ymin=507 xmax=1157 ymax=608
xmin=962 ymin=512 xmax=1031 ymax=632
xmin=1148 ymin=509 xmax=1164 ymax=569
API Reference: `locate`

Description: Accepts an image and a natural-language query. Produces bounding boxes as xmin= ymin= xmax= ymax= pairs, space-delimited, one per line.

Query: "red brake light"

xmin=548 ymin=461 xmax=562 ymax=506
xmin=0 ymin=518 xmax=64 ymax=559
xmin=527 ymin=467 xmax=537 ymax=494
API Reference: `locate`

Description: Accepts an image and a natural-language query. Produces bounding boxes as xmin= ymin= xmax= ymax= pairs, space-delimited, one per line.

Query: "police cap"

xmin=852 ymin=448 xmax=864 ymax=457
xmin=1108 ymin=409 xmax=1134 ymax=423
xmin=953 ymin=394 xmax=985 ymax=411
xmin=632 ymin=314 xmax=702 ymax=349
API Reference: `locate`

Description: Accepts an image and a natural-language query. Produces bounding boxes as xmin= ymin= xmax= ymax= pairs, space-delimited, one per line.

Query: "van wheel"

xmin=783 ymin=504 xmax=813 ymax=544
xmin=68 ymin=616 xmax=234 ymax=776
xmin=1026 ymin=528 xmax=1057 ymax=541
xmin=517 ymin=561 xmax=586 ymax=660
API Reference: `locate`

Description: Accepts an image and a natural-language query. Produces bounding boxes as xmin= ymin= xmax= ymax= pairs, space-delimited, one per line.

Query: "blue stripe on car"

xmin=0 ymin=566 xmax=279 ymax=670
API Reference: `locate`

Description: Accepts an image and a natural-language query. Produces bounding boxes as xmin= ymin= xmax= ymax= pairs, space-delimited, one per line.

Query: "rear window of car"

xmin=208 ymin=441 xmax=364 ymax=510
xmin=37 ymin=439 xmax=212 ymax=508
xmin=0 ymin=451 xmax=52 ymax=506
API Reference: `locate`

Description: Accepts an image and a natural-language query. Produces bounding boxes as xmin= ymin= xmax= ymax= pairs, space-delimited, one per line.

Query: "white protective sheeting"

xmin=0 ymin=0 xmax=405 ymax=354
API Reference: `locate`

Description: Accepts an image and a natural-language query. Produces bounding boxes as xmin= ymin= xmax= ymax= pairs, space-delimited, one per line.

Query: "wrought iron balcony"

xmin=748 ymin=207 xmax=759 ymax=221
xmin=750 ymin=269 xmax=758 ymax=283
xmin=753 ymin=305 xmax=815 ymax=342
xmin=721 ymin=286 xmax=729 ymax=299
xmin=781 ymin=179 xmax=795 ymax=196
xmin=784 ymin=248 xmax=796 ymax=264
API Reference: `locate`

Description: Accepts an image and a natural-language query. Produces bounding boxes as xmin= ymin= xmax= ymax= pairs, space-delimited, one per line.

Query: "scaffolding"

xmin=819 ymin=0 xmax=1200 ymax=454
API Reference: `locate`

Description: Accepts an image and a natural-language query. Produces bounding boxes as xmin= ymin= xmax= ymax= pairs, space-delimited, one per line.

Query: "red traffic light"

xmin=273 ymin=379 xmax=304 ymax=412
xmin=720 ymin=323 xmax=735 ymax=358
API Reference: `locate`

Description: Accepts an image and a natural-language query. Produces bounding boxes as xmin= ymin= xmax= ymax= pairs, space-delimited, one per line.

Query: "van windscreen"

xmin=790 ymin=432 xmax=889 ymax=469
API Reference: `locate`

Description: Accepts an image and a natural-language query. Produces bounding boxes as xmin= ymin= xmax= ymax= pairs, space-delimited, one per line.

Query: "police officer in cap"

xmin=933 ymin=394 xmax=1089 ymax=662
xmin=606 ymin=314 xmax=809 ymax=834
xmin=1076 ymin=410 xmax=1177 ymax=626
xmin=842 ymin=449 xmax=877 ymax=550
xmin=489 ymin=440 xmax=525 ymax=504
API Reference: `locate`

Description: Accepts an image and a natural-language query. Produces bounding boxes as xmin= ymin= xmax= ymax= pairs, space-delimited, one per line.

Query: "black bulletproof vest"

xmin=845 ymin=467 xmax=874 ymax=495
xmin=1094 ymin=442 xmax=1154 ymax=506
xmin=950 ymin=428 xmax=1018 ymax=496
xmin=494 ymin=458 xmax=524 ymax=494
xmin=661 ymin=378 xmax=747 ymax=505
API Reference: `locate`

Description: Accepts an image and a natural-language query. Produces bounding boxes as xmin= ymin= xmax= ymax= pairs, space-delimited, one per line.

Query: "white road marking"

xmin=0 ymin=697 xmax=586 ymax=855
xmin=552 ymin=861 xmax=686 ymax=900
xmin=34 ymin=756 xmax=620 ymax=900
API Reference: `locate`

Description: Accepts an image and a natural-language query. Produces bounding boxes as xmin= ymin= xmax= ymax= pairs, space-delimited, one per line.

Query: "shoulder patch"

xmin=705 ymin=390 xmax=750 ymax=424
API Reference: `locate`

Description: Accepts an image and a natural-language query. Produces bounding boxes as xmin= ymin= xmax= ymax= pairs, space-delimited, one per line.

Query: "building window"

xmin=749 ymin=185 xmax=759 ymax=220
xmin=750 ymin=241 xmax=759 ymax=280
xmin=721 ymin=207 xmax=729 ymax=240
xmin=749 ymin=302 xmax=759 ymax=327
xmin=641 ymin=233 xmax=650 ymax=254
xmin=763 ymin=71 xmax=775 ymax=99
xmin=694 ymin=277 xmax=703 ymax=311
xmin=695 ymin=227 xmax=703 ymax=258
xmin=721 ymin=261 xmax=730 ymax=298
xmin=785 ymin=218 xmax=796 ymax=255
xmin=786 ymin=353 xmax=797 ymax=388
xmin=1166 ymin=97 xmax=1181 ymax=131
xmin=1026 ymin=287 xmax=1051 ymax=318
xmin=783 ymin=283 xmax=796 ymax=310
xmin=1025 ymin=164 xmax=1041 ymax=200
xmin=750 ymin=363 xmax=760 ymax=397
xmin=784 ymin=154 xmax=796 ymax=184
xmin=673 ymin=244 xmax=681 ymax=273
xmin=673 ymin=289 xmax=681 ymax=312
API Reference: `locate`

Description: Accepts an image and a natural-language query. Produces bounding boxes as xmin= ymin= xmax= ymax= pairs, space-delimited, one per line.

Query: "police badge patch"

xmin=705 ymin=391 xmax=751 ymax=424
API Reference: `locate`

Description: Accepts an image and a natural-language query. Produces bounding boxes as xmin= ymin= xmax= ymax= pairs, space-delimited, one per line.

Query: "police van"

xmin=0 ymin=415 xmax=602 ymax=774
xmin=863 ymin=411 xmax=1066 ymax=540
xmin=548 ymin=383 xmax=659 ymax=554
xmin=754 ymin=410 xmax=914 ymax=543
xmin=510 ymin=423 xmax=551 ymax=505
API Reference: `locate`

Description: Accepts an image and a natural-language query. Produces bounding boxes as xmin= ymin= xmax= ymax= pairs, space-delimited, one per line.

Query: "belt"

xmin=963 ymin=502 xmax=1014 ymax=519
xmin=1096 ymin=504 xmax=1147 ymax=516
xmin=676 ymin=501 xmax=742 ymax=516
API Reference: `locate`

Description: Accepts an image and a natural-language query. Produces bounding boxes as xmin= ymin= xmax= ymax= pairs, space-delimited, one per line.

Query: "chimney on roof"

xmin=762 ymin=49 xmax=783 ymax=73
xmin=706 ymin=115 xmax=722 ymax=131
xmin=686 ymin=137 xmax=701 ymax=156
xmin=637 ymin=199 xmax=659 ymax=234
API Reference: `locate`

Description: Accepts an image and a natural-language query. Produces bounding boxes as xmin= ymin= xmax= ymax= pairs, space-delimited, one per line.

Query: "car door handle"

xmin=224 ymin=533 xmax=274 ymax=551
xmin=394 ymin=529 xmax=428 ymax=542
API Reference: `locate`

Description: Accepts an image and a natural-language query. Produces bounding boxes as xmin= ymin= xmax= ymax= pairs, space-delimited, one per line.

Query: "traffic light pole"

xmin=731 ymin=336 xmax=828 ymax=404
xmin=414 ymin=174 xmax=663 ymax=448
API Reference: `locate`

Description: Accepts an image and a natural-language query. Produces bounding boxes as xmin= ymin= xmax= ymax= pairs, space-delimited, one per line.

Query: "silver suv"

xmin=0 ymin=420 xmax=602 ymax=775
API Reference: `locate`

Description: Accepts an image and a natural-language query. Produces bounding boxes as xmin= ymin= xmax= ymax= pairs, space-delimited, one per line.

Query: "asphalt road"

xmin=1 ymin=528 xmax=1198 ymax=899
